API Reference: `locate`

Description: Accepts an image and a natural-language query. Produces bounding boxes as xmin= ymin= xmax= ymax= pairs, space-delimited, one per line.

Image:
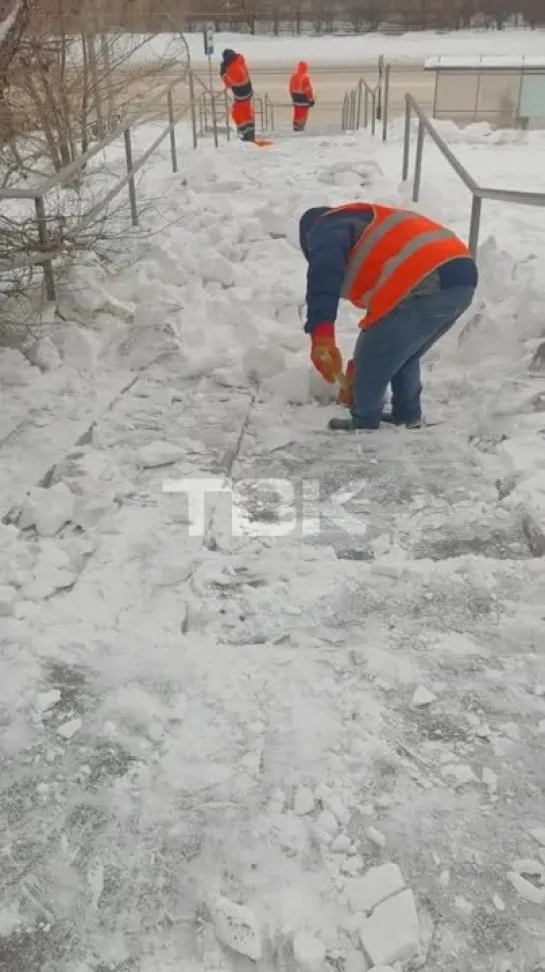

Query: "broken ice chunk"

xmin=506 ymin=872 xmax=545 ymax=905
xmin=293 ymin=931 xmax=326 ymax=970
xmin=358 ymin=889 xmax=420 ymax=966
xmin=410 ymin=686 xmax=436 ymax=707
xmin=56 ymin=718 xmax=82 ymax=739
xmin=293 ymin=786 xmax=315 ymax=816
xmin=136 ymin=441 xmax=184 ymax=469
xmin=346 ymin=862 xmax=405 ymax=914
xmin=19 ymin=483 xmax=75 ymax=536
xmin=207 ymin=892 xmax=261 ymax=961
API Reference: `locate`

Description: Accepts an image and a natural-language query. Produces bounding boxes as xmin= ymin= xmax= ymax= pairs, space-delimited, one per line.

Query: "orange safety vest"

xmin=222 ymin=54 xmax=253 ymax=101
xmin=329 ymin=203 xmax=470 ymax=327
xmin=289 ymin=63 xmax=313 ymax=104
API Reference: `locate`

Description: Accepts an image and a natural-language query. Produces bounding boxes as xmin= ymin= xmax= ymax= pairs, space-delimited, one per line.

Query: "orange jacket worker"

xmin=220 ymin=49 xmax=255 ymax=142
xmin=289 ymin=61 xmax=314 ymax=131
xmin=299 ymin=202 xmax=478 ymax=430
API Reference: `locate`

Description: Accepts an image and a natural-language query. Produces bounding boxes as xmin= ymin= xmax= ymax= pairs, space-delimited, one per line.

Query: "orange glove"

xmin=310 ymin=323 xmax=343 ymax=384
xmin=337 ymin=358 xmax=354 ymax=407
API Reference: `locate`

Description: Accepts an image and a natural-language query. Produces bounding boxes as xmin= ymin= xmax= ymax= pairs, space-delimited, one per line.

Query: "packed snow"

xmin=2 ymin=88 xmax=545 ymax=972
xmin=103 ymin=27 xmax=545 ymax=67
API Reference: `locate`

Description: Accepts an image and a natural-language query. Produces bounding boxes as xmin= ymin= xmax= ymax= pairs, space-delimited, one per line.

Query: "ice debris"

xmin=293 ymin=786 xmax=314 ymax=816
xmin=19 ymin=483 xmax=75 ymax=536
xmin=506 ymin=871 xmax=545 ymax=905
xmin=293 ymin=932 xmax=326 ymax=970
xmin=207 ymin=891 xmax=261 ymax=961
xmin=56 ymin=718 xmax=82 ymax=740
xmin=358 ymin=889 xmax=420 ymax=967
xmin=136 ymin=441 xmax=184 ymax=469
xmin=410 ymin=686 xmax=436 ymax=707
xmin=346 ymin=862 xmax=405 ymax=914
xmin=367 ymin=826 xmax=386 ymax=848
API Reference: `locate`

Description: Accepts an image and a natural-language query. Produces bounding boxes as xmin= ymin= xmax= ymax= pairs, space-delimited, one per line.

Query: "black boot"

xmin=328 ymin=418 xmax=354 ymax=431
xmin=381 ymin=412 xmax=422 ymax=429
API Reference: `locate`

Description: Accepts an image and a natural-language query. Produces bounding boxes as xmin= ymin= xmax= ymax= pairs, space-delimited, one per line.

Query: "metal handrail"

xmin=0 ymin=71 xmax=227 ymax=300
xmin=340 ymin=65 xmax=390 ymax=141
xmin=402 ymin=92 xmax=545 ymax=254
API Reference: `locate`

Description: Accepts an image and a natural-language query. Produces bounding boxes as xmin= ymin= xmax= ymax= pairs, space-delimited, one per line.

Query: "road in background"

xmin=190 ymin=61 xmax=433 ymax=131
xmin=120 ymin=60 xmax=517 ymax=132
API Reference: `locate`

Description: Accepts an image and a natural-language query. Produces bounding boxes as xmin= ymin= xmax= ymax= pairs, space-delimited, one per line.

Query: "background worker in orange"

xmin=289 ymin=61 xmax=314 ymax=131
xmin=298 ymin=202 xmax=478 ymax=430
xmin=220 ymin=48 xmax=255 ymax=142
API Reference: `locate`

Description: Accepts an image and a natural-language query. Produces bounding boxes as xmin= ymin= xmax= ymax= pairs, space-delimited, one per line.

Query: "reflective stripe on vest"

xmin=339 ymin=206 xmax=469 ymax=326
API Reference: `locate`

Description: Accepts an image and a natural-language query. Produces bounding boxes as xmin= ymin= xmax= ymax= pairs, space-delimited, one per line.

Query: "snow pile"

xmin=103 ymin=28 xmax=545 ymax=67
xmin=1 ymin=107 xmax=545 ymax=971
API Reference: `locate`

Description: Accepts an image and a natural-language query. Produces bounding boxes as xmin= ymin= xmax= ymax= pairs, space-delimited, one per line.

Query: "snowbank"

xmin=2 ymin=109 xmax=545 ymax=972
xmin=101 ymin=27 xmax=545 ymax=67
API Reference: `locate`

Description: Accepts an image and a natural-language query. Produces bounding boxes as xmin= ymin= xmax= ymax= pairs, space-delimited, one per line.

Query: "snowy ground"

xmin=2 ymin=116 xmax=545 ymax=972
xmin=85 ymin=27 xmax=545 ymax=68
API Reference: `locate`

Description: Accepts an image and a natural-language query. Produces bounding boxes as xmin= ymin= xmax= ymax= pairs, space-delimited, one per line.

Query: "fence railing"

xmin=340 ymin=64 xmax=391 ymax=139
xmin=0 ymin=70 xmax=229 ymax=302
xmin=401 ymin=93 xmax=545 ymax=254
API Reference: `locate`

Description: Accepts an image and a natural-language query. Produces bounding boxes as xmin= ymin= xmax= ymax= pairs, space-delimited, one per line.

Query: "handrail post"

xmin=356 ymin=80 xmax=362 ymax=129
xmin=364 ymin=86 xmax=369 ymax=129
xmin=224 ymin=90 xmax=231 ymax=140
xmin=34 ymin=195 xmax=55 ymax=302
xmin=377 ymin=54 xmax=384 ymax=120
xmin=468 ymin=195 xmax=482 ymax=255
xmin=167 ymin=89 xmax=178 ymax=173
xmin=382 ymin=64 xmax=390 ymax=141
xmin=211 ymin=91 xmax=219 ymax=148
xmin=371 ymin=90 xmax=376 ymax=135
xmin=401 ymin=96 xmax=411 ymax=181
xmin=342 ymin=93 xmax=347 ymax=130
xmin=123 ymin=128 xmax=138 ymax=226
xmin=188 ymin=70 xmax=198 ymax=149
xmin=413 ymin=118 xmax=425 ymax=201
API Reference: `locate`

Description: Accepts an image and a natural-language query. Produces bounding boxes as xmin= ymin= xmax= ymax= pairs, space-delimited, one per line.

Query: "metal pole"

xmin=515 ymin=67 xmax=524 ymax=127
xmin=401 ymin=96 xmax=411 ymax=181
xmin=377 ymin=54 xmax=384 ymax=120
xmin=34 ymin=195 xmax=55 ymax=302
xmin=356 ymin=80 xmax=362 ymax=129
xmin=188 ymin=71 xmax=198 ymax=149
xmin=342 ymin=93 xmax=347 ymax=129
xmin=432 ymin=71 xmax=438 ymax=118
xmin=474 ymin=69 xmax=482 ymax=123
xmin=468 ymin=195 xmax=482 ymax=255
xmin=211 ymin=90 xmax=219 ymax=147
xmin=371 ymin=91 xmax=376 ymax=135
xmin=350 ymin=90 xmax=356 ymax=129
xmin=382 ymin=64 xmax=390 ymax=141
xmin=123 ymin=128 xmax=138 ymax=226
xmin=224 ymin=90 xmax=231 ymax=140
xmin=167 ymin=89 xmax=178 ymax=173
xmin=412 ymin=118 xmax=425 ymax=202
xmin=364 ymin=86 xmax=369 ymax=129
